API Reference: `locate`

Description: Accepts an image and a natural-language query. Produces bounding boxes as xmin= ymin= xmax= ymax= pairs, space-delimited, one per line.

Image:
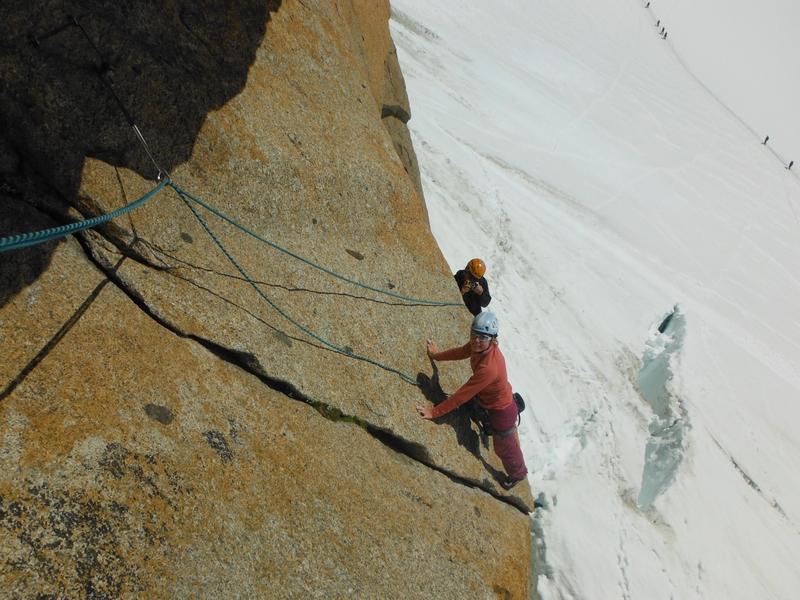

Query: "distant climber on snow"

xmin=417 ymin=312 xmax=527 ymax=491
xmin=454 ymin=258 xmax=492 ymax=316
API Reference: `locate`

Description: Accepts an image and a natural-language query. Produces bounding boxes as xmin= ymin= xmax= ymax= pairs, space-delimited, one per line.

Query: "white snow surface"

xmin=389 ymin=1 xmax=800 ymax=598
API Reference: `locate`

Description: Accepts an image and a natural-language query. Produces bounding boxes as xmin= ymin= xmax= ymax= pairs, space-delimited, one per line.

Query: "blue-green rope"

xmin=0 ymin=176 xmax=447 ymax=385
xmin=0 ymin=179 xmax=169 ymax=253
xmin=173 ymin=185 xmax=420 ymax=386
xmin=169 ymin=183 xmax=462 ymax=307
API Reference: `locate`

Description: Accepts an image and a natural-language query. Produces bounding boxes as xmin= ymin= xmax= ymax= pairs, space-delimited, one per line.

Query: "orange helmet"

xmin=467 ymin=258 xmax=486 ymax=278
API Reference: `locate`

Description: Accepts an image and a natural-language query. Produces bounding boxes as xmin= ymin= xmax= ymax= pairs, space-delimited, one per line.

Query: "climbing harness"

xmin=468 ymin=392 xmax=526 ymax=435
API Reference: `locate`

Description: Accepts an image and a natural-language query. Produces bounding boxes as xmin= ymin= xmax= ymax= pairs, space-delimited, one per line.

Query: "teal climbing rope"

xmin=9 ymin=17 xmax=442 ymax=386
xmin=0 ymin=176 xmax=456 ymax=385
xmin=169 ymin=183 xmax=462 ymax=307
xmin=173 ymin=185 xmax=421 ymax=386
xmin=0 ymin=178 xmax=169 ymax=253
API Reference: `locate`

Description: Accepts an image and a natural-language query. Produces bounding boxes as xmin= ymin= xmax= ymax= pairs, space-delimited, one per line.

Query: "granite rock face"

xmin=1 ymin=0 xmax=535 ymax=597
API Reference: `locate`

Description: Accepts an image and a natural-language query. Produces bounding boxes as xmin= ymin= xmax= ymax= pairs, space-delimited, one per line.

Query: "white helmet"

xmin=471 ymin=311 xmax=498 ymax=337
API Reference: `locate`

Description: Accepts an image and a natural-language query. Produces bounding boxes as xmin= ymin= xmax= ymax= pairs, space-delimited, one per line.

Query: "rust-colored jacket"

xmin=429 ymin=342 xmax=513 ymax=419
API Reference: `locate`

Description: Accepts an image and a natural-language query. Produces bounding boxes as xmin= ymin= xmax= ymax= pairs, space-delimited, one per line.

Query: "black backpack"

xmin=513 ymin=392 xmax=526 ymax=425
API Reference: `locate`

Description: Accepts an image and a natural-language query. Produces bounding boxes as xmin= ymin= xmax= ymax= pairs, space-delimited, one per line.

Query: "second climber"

xmin=454 ymin=258 xmax=491 ymax=316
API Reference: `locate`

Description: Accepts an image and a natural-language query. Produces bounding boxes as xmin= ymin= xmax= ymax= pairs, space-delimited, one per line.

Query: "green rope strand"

xmin=169 ymin=183 xmax=461 ymax=307
xmin=174 ymin=186 xmax=420 ymax=386
xmin=1 ymin=177 xmax=451 ymax=386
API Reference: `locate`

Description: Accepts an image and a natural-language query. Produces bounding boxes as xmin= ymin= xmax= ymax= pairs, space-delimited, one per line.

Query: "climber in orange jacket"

xmin=416 ymin=311 xmax=527 ymax=490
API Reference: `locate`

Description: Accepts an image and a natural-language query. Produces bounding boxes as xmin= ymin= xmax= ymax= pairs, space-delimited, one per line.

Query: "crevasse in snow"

xmin=637 ymin=304 xmax=687 ymax=509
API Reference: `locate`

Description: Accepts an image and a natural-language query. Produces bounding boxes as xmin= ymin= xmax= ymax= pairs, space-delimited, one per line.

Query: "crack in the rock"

xmin=185 ymin=332 xmax=531 ymax=513
xmin=186 ymin=336 xmax=517 ymax=504
xmin=384 ymin=439 xmax=532 ymax=514
xmin=187 ymin=311 xmax=529 ymax=512
xmin=15 ymin=238 xmax=529 ymax=515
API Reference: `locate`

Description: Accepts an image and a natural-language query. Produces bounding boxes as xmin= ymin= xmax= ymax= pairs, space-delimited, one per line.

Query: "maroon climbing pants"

xmin=488 ymin=401 xmax=528 ymax=479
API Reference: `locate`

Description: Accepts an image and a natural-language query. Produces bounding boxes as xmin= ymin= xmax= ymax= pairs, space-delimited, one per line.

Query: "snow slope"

xmin=390 ymin=0 xmax=800 ymax=598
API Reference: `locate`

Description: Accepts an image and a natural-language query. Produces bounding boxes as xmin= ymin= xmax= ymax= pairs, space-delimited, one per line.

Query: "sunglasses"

xmin=470 ymin=331 xmax=494 ymax=342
